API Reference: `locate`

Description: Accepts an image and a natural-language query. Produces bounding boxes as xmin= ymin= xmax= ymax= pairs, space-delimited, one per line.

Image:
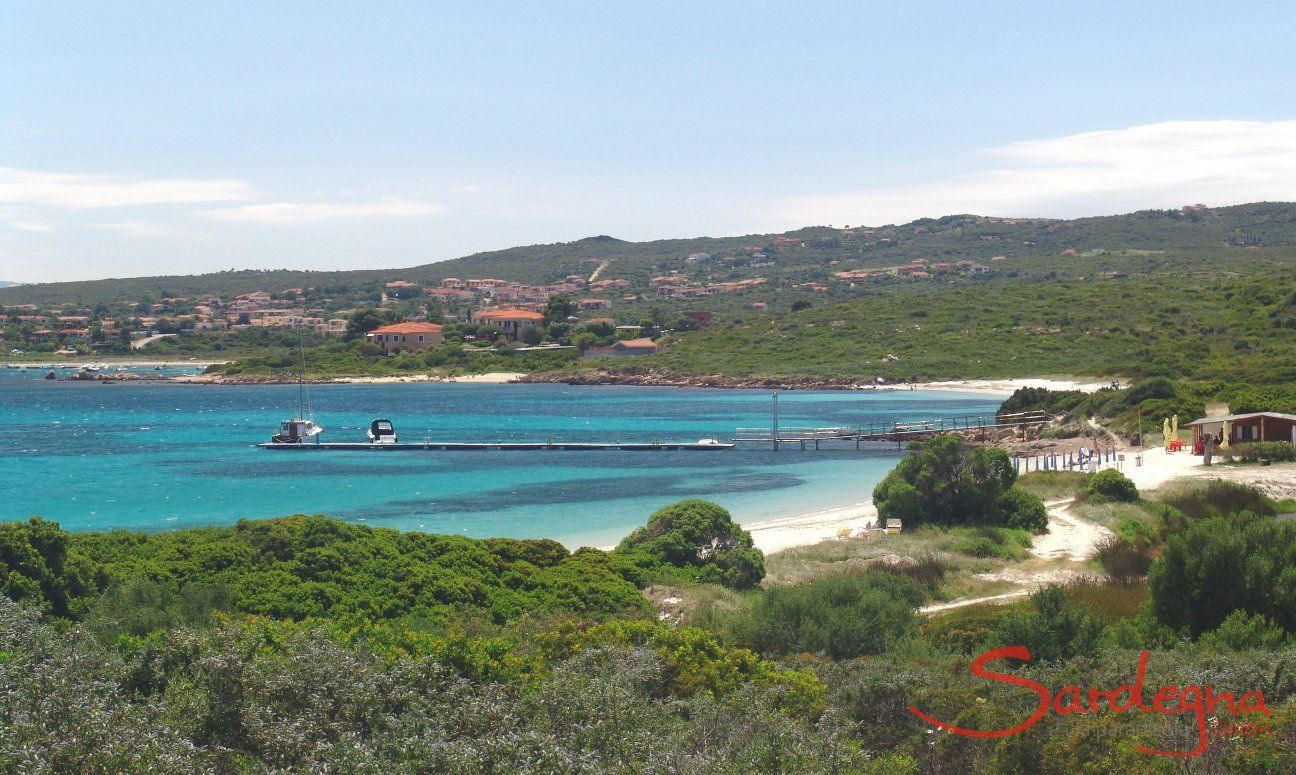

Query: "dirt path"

xmin=1030 ymin=498 xmax=1113 ymax=562
xmin=918 ymin=498 xmax=1111 ymax=614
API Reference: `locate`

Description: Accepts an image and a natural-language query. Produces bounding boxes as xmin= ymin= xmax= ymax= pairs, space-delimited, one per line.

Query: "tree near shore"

xmin=872 ymin=435 xmax=1047 ymax=532
xmin=617 ymin=499 xmax=765 ymax=590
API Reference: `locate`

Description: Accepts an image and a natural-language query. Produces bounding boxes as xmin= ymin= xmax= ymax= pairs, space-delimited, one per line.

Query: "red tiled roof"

xmin=368 ymin=322 xmax=444 ymax=335
xmin=475 ymin=309 xmax=544 ymax=321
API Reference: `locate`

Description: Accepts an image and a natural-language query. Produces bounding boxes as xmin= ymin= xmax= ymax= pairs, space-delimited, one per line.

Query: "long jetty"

xmin=732 ymin=411 xmax=1048 ymax=450
xmin=259 ymin=440 xmax=734 ymax=451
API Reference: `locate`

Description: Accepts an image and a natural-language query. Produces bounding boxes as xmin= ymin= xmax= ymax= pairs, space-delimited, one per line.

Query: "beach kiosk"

xmin=1184 ymin=412 xmax=1296 ymax=453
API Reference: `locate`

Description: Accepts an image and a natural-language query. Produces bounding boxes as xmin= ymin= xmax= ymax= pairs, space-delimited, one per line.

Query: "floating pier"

xmin=733 ymin=410 xmax=1049 ymax=450
xmin=259 ymin=440 xmax=734 ymax=451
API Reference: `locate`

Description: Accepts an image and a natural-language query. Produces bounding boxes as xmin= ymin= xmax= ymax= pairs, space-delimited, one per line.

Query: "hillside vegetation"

xmin=7 ymin=475 xmax=1296 ymax=770
xmin=6 ymin=202 xmax=1296 ymax=310
xmin=621 ymin=250 xmax=1296 ymax=387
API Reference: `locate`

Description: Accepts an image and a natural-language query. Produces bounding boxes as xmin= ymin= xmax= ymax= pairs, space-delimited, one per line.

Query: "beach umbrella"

xmin=1220 ymin=421 xmax=1231 ymax=451
xmin=1171 ymin=414 xmax=1180 ymax=443
xmin=1163 ymin=418 xmax=1171 ymax=444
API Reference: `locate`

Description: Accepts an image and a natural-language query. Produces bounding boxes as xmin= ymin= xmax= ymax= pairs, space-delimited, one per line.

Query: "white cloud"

xmin=0 ymin=166 xmax=258 ymax=208
xmin=209 ymin=197 xmax=444 ymax=223
xmin=779 ymin=119 xmax=1296 ymax=225
xmin=6 ymin=220 xmax=54 ymax=232
xmin=92 ymin=220 xmax=167 ymax=237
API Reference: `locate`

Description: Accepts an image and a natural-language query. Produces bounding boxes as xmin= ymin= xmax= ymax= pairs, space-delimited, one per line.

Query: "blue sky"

xmin=4 ymin=1 xmax=1296 ymax=282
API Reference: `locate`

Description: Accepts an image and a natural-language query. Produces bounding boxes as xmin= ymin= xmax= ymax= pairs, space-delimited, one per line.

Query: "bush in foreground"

xmin=1150 ymin=511 xmax=1296 ymax=637
xmin=727 ymin=571 xmax=923 ymax=660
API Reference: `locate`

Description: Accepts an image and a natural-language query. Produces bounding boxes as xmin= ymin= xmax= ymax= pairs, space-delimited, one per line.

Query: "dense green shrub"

xmin=1159 ymin=480 xmax=1277 ymax=525
xmin=1150 ymin=511 xmax=1296 ymax=637
xmin=997 ymin=386 xmax=1087 ymax=418
xmin=873 ymin=435 xmax=1047 ymax=533
xmin=1229 ymin=384 xmax=1296 ymax=414
xmin=986 ymin=585 xmax=1108 ymax=663
xmin=997 ymin=488 xmax=1049 ymax=532
xmin=729 ymin=572 xmax=923 ymax=660
xmin=1198 ymin=610 xmax=1287 ymax=651
xmin=617 ymin=500 xmax=765 ymax=590
xmin=0 ymin=598 xmax=864 ymax=773
xmin=64 ymin=514 xmax=652 ymax=625
xmin=1084 ymin=469 xmax=1140 ymax=502
xmin=1220 ymin=440 xmax=1296 ymax=463
xmin=0 ymin=517 xmax=97 ymax=617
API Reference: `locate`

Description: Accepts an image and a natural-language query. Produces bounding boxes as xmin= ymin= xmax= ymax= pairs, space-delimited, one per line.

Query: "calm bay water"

xmin=0 ymin=369 xmax=1000 ymax=546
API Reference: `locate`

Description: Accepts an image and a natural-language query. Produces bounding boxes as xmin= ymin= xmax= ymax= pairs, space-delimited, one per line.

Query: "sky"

xmin=4 ymin=1 xmax=1296 ymax=283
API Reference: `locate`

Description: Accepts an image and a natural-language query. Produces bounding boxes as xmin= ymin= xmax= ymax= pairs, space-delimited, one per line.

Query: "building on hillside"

xmin=469 ymin=308 xmax=545 ymax=337
xmin=681 ymin=310 xmax=712 ymax=326
xmin=366 ymin=322 xmax=444 ymax=354
xmin=1184 ymin=412 xmax=1296 ymax=451
xmin=581 ymin=338 xmax=658 ymax=359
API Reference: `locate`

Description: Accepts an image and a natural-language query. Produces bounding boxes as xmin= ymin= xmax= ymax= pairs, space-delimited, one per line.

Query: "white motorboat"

xmin=367 ymin=419 xmax=398 ymax=444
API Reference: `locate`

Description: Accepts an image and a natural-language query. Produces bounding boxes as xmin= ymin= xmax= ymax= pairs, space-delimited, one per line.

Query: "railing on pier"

xmin=732 ymin=411 xmax=1049 ymax=449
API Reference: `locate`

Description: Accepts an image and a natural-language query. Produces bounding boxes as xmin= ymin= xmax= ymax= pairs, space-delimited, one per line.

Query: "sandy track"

xmin=1030 ymin=499 xmax=1114 ymax=562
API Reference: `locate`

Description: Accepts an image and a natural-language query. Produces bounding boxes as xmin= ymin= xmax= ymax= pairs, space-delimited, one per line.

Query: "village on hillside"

xmin=0 ymin=225 xmax=1044 ymax=357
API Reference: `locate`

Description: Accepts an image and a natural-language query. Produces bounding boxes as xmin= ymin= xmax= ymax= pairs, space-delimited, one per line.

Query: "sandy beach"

xmin=329 ymin=372 xmax=526 ymax=384
xmin=743 ymin=442 xmax=1278 ymax=555
xmin=910 ymin=377 xmax=1113 ymax=396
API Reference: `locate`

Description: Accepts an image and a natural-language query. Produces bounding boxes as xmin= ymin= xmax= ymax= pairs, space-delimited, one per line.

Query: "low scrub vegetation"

xmin=8 ymin=482 xmax=1296 ymax=769
xmin=1219 ymin=440 xmax=1296 ymax=463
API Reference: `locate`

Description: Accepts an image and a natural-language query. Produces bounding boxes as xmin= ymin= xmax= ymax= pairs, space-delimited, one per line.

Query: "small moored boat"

xmin=272 ymin=418 xmax=324 ymax=444
xmin=367 ymin=419 xmax=398 ymax=444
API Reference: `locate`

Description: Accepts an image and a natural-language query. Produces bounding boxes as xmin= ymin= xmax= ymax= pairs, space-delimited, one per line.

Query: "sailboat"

xmin=269 ymin=322 xmax=324 ymax=444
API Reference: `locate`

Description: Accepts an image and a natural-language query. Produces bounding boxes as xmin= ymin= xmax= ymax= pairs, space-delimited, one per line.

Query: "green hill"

xmin=6 ymin=201 xmax=1296 ymax=309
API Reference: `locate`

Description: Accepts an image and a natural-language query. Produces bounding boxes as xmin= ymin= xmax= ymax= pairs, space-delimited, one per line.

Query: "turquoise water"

xmin=0 ymin=369 xmax=1000 ymax=546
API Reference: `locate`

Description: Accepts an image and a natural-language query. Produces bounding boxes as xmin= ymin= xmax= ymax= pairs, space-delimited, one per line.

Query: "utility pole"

xmin=772 ymin=390 xmax=780 ymax=451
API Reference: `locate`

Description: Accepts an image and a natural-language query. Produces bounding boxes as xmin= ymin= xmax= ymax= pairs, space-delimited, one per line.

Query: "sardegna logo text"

xmin=907 ymin=646 xmax=1271 ymax=757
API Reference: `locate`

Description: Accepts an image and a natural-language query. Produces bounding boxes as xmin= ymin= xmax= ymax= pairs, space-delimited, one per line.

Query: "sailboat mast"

xmin=296 ymin=320 xmax=308 ymax=420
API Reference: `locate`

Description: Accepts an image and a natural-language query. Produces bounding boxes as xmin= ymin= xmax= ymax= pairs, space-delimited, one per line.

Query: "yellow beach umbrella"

xmin=1220 ymin=421 xmax=1231 ymax=452
xmin=1162 ymin=418 xmax=1171 ymax=445
xmin=1171 ymin=415 xmax=1180 ymax=443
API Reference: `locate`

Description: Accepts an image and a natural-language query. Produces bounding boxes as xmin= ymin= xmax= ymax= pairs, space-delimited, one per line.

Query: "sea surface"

xmin=0 ymin=367 xmax=1001 ymax=547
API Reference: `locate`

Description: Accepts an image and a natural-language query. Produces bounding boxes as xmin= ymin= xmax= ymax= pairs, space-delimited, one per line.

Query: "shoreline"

xmin=168 ymin=371 xmax=528 ymax=385
xmin=156 ymin=369 xmax=1111 ymax=394
xmin=741 ymin=442 xmax=1232 ymax=555
xmin=519 ymin=370 xmax=1114 ymax=396
xmin=4 ymin=358 xmax=224 ymax=368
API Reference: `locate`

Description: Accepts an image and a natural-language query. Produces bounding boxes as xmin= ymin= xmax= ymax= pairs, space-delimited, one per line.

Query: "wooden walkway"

xmin=732 ymin=411 xmax=1047 ymax=450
